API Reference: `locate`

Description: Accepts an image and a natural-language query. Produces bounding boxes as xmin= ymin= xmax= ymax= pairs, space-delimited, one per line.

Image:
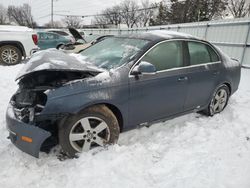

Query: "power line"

xmin=37 ymin=14 xmax=51 ymax=20
xmin=54 ymin=5 xmax=160 ymax=18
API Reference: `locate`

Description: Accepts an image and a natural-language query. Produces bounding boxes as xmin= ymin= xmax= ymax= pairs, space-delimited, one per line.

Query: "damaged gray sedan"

xmin=6 ymin=31 xmax=241 ymax=158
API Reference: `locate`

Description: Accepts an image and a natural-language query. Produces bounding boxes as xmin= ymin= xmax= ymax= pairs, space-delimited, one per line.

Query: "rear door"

xmin=128 ymin=40 xmax=189 ymax=126
xmin=38 ymin=33 xmax=57 ymax=49
xmin=184 ymin=41 xmax=223 ymax=111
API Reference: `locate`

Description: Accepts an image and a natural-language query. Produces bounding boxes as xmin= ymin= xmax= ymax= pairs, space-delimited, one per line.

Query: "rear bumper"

xmin=6 ymin=105 xmax=51 ymax=158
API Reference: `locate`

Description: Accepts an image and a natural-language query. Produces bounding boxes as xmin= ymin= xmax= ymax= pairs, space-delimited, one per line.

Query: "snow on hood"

xmin=16 ymin=49 xmax=103 ymax=80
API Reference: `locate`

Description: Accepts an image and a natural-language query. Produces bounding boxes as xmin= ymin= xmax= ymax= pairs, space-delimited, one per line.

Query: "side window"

xmin=188 ymin=42 xmax=219 ymax=65
xmin=46 ymin=33 xmax=56 ymax=40
xmin=207 ymin=46 xmax=220 ymax=62
xmin=54 ymin=34 xmax=59 ymax=39
xmin=142 ymin=41 xmax=183 ymax=71
xmin=38 ymin=33 xmax=45 ymax=40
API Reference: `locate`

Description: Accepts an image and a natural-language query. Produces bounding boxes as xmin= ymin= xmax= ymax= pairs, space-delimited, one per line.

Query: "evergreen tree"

xmin=151 ymin=0 xmax=228 ymax=26
xmin=150 ymin=2 xmax=169 ymax=26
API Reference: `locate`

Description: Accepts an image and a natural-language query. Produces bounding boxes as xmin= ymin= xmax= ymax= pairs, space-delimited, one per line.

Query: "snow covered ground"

xmin=0 ymin=64 xmax=250 ymax=188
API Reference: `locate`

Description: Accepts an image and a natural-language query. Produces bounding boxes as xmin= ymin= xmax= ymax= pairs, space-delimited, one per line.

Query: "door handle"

xmin=178 ymin=76 xmax=188 ymax=82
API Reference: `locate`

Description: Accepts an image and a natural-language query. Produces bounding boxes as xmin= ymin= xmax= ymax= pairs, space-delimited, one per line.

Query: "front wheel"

xmin=203 ymin=85 xmax=230 ymax=116
xmin=56 ymin=44 xmax=65 ymax=50
xmin=59 ymin=105 xmax=120 ymax=157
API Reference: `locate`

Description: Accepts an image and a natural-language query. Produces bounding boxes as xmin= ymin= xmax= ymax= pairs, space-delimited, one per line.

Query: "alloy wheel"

xmin=210 ymin=88 xmax=228 ymax=115
xmin=69 ymin=116 xmax=110 ymax=152
xmin=1 ymin=47 xmax=19 ymax=65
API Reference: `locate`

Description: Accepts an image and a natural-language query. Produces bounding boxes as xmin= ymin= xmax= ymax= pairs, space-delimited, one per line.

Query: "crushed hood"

xmin=16 ymin=49 xmax=102 ymax=81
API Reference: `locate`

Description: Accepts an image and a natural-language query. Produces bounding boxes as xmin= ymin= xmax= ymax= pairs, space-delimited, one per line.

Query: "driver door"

xmin=128 ymin=41 xmax=189 ymax=126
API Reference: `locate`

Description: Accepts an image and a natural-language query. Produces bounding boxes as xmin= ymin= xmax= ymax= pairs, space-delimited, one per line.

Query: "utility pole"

xmin=51 ymin=0 xmax=54 ymax=27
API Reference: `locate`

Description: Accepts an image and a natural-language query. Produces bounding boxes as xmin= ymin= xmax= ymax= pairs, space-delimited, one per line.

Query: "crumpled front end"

xmin=5 ymin=49 xmax=102 ymax=158
xmin=5 ymin=84 xmax=57 ymax=158
xmin=6 ymin=105 xmax=51 ymax=158
xmin=6 ymin=68 xmax=96 ymax=158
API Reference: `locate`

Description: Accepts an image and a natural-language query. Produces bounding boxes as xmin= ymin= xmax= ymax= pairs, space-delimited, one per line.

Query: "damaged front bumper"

xmin=6 ymin=105 xmax=51 ymax=158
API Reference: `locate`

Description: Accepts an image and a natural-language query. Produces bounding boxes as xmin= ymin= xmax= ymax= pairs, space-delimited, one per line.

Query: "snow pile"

xmin=0 ymin=65 xmax=250 ymax=188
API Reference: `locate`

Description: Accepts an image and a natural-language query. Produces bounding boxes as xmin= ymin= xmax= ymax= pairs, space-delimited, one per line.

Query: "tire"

xmin=56 ymin=44 xmax=64 ymax=50
xmin=0 ymin=45 xmax=22 ymax=65
xmin=58 ymin=105 xmax=120 ymax=157
xmin=202 ymin=85 xmax=230 ymax=116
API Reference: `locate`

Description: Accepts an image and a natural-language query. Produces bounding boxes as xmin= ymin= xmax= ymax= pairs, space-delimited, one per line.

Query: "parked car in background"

xmin=59 ymin=28 xmax=113 ymax=53
xmin=6 ymin=31 xmax=241 ymax=158
xmin=37 ymin=31 xmax=71 ymax=50
xmin=0 ymin=25 xmax=39 ymax=65
xmin=47 ymin=29 xmax=75 ymax=42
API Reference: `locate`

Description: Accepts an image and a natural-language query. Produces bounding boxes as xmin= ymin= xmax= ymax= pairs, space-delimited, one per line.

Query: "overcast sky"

xmin=0 ymin=0 xmax=162 ymax=26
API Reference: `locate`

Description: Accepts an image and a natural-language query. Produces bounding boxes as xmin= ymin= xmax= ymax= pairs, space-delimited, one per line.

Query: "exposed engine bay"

xmin=11 ymin=70 xmax=96 ymax=123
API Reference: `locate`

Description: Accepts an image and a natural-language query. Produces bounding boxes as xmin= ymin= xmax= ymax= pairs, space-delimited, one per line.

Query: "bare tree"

xmin=93 ymin=6 xmax=122 ymax=28
xmin=93 ymin=15 xmax=109 ymax=28
xmin=0 ymin=5 xmax=8 ymax=24
xmin=7 ymin=4 xmax=36 ymax=27
xmin=62 ymin=16 xmax=82 ymax=28
xmin=228 ymin=0 xmax=250 ymax=18
xmin=93 ymin=0 xmax=155 ymax=28
xmin=120 ymin=0 xmax=140 ymax=28
xmin=103 ymin=6 xmax=122 ymax=26
xmin=138 ymin=0 xmax=155 ymax=27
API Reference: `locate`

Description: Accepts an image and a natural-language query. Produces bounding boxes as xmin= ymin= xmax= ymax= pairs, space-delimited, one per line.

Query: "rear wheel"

xmin=59 ymin=105 xmax=120 ymax=157
xmin=203 ymin=85 xmax=230 ymax=116
xmin=0 ymin=45 xmax=22 ymax=65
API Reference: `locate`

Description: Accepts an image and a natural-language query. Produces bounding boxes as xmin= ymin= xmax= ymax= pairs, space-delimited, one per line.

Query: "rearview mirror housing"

xmin=131 ymin=61 xmax=156 ymax=75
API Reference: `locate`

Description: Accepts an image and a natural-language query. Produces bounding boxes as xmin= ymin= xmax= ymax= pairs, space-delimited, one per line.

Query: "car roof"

xmin=118 ymin=30 xmax=200 ymax=42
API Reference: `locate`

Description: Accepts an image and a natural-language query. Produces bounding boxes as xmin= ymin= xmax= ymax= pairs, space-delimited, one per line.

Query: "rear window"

xmin=188 ymin=42 xmax=219 ymax=65
xmin=51 ymin=31 xmax=68 ymax=36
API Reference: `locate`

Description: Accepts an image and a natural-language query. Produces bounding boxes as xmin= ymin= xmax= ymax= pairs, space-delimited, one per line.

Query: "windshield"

xmin=80 ymin=37 xmax=149 ymax=70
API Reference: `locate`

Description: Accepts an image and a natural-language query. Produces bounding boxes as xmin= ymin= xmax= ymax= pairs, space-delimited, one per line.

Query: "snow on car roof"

xmin=0 ymin=25 xmax=33 ymax=32
xmin=119 ymin=30 xmax=199 ymax=42
xmin=147 ymin=30 xmax=197 ymax=39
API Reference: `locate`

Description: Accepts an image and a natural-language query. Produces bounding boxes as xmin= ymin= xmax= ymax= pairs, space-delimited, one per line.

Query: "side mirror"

xmin=131 ymin=61 xmax=156 ymax=75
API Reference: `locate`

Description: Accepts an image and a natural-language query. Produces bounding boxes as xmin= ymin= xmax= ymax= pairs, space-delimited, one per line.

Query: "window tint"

xmin=142 ymin=41 xmax=183 ymax=71
xmin=188 ymin=42 xmax=219 ymax=65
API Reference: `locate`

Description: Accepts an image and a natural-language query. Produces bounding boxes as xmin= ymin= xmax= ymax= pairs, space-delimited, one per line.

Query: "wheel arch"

xmin=77 ymin=102 xmax=124 ymax=132
xmin=0 ymin=41 xmax=26 ymax=58
xmin=222 ymin=82 xmax=232 ymax=95
xmin=56 ymin=43 xmax=65 ymax=49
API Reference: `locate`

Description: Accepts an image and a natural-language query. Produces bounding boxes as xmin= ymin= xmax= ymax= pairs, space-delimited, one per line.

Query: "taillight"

xmin=32 ymin=34 xmax=38 ymax=45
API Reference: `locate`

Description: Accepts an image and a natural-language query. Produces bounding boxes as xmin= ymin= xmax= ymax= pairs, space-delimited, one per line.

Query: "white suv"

xmin=0 ymin=25 xmax=39 ymax=65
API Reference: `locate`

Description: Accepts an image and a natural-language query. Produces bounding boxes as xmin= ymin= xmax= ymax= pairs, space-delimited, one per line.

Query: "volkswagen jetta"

xmin=6 ymin=31 xmax=241 ymax=158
